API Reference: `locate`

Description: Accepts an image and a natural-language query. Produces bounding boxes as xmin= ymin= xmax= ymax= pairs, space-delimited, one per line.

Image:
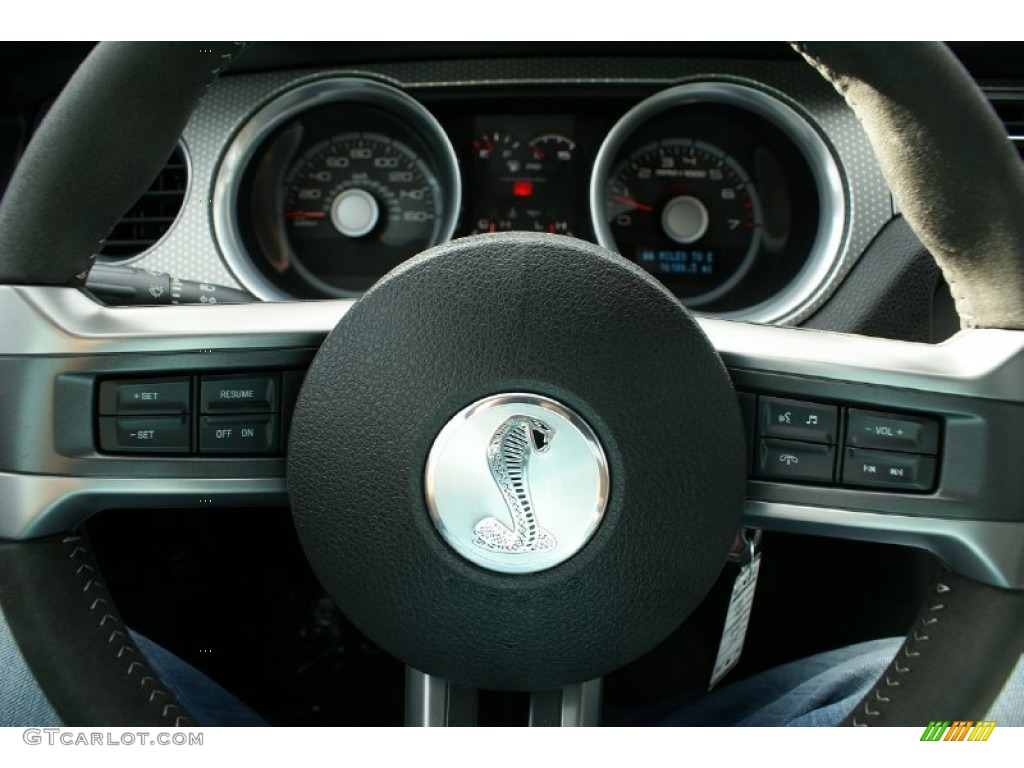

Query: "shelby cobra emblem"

xmin=473 ymin=416 xmax=557 ymax=553
xmin=425 ymin=394 xmax=609 ymax=574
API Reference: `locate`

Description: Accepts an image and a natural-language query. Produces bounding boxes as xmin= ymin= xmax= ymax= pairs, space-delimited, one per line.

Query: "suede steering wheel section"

xmin=0 ymin=41 xmax=1022 ymax=727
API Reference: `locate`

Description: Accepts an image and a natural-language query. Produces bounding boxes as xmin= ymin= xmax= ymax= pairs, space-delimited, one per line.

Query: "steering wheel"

xmin=0 ymin=42 xmax=1022 ymax=728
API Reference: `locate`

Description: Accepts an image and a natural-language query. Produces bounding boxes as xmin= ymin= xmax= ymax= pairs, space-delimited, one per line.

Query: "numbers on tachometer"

xmin=604 ymin=139 xmax=763 ymax=306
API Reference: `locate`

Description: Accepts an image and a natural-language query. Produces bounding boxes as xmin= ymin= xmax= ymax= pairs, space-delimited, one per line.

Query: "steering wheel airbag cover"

xmin=287 ymin=232 xmax=746 ymax=691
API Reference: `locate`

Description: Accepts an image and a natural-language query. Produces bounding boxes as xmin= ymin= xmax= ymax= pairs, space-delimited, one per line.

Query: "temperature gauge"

xmin=470 ymin=129 xmax=578 ymax=236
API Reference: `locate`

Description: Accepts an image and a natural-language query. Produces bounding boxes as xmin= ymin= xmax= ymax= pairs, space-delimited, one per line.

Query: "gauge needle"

xmin=285 ymin=210 xmax=327 ymax=219
xmin=612 ymin=195 xmax=653 ymax=212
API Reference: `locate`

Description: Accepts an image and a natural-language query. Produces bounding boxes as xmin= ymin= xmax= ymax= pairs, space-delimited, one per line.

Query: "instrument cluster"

xmin=215 ymin=76 xmax=846 ymax=322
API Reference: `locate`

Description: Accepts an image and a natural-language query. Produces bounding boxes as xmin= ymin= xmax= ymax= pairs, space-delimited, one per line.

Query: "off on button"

xmin=199 ymin=414 xmax=278 ymax=454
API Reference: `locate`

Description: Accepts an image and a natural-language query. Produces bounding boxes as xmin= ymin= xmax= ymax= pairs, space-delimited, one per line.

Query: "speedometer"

xmin=215 ymin=78 xmax=461 ymax=300
xmin=604 ymin=140 xmax=763 ymax=306
xmin=283 ymin=132 xmax=443 ymax=295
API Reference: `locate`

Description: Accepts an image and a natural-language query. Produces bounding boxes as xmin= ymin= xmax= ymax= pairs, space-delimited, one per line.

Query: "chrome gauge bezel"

xmin=590 ymin=81 xmax=847 ymax=324
xmin=213 ymin=77 xmax=462 ymax=301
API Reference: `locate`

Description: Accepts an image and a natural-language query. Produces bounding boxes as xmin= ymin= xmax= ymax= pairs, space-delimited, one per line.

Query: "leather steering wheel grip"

xmin=793 ymin=41 xmax=1024 ymax=726
xmin=841 ymin=569 xmax=1024 ymax=726
xmin=0 ymin=42 xmax=248 ymax=285
xmin=793 ymin=42 xmax=1024 ymax=331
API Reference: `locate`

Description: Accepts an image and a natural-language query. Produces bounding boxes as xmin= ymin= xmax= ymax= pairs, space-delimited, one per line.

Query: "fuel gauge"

xmin=470 ymin=129 xmax=579 ymax=236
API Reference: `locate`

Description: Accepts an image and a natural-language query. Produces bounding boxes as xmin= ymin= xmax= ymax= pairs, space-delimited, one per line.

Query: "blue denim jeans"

xmin=644 ymin=637 xmax=1024 ymax=726
xmin=0 ymin=604 xmax=263 ymax=727
xmin=2 ymin=604 xmax=1021 ymax=726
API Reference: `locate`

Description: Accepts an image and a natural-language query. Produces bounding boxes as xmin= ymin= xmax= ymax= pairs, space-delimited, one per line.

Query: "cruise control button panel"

xmin=96 ymin=372 xmax=294 ymax=456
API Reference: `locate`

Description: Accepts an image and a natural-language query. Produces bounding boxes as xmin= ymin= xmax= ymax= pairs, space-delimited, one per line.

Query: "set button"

xmin=97 ymin=415 xmax=190 ymax=453
xmin=98 ymin=378 xmax=193 ymax=453
xmin=98 ymin=378 xmax=191 ymax=416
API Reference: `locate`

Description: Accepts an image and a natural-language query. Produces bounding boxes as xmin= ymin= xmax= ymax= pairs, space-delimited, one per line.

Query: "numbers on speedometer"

xmin=282 ymin=132 xmax=443 ymax=294
xmin=221 ymin=78 xmax=461 ymax=300
xmin=604 ymin=140 xmax=763 ymax=307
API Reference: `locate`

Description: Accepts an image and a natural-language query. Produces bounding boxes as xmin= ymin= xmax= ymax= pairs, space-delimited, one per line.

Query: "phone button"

xmin=755 ymin=439 xmax=836 ymax=484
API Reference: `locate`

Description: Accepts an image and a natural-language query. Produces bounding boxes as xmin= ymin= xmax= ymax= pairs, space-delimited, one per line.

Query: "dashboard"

xmin=3 ymin=44 xmax=1021 ymax=331
xmin=110 ymin=53 xmax=898 ymax=325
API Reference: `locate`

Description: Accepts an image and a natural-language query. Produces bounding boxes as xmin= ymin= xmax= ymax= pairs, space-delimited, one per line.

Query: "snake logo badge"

xmin=425 ymin=393 xmax=608 ymax=574
xmin=473 ymin=416 xmax=557 ymax=553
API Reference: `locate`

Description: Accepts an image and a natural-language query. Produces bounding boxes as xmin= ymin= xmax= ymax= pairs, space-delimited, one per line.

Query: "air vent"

xmin=96 ymin=143 xmax=188 ymax=262
xmin=988 ymin=92 xmax=1024 ymax=162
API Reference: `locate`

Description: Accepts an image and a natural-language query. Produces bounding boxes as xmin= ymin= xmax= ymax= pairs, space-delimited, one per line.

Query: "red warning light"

xmin=512 ymin=180 xmax=534 ymax=198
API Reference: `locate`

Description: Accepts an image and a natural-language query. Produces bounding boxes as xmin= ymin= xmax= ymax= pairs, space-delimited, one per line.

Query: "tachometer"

xmin=602 ymin=139 xmax=763 ymax=306
xmin=590 ymin=81 xmax=846 ymax=322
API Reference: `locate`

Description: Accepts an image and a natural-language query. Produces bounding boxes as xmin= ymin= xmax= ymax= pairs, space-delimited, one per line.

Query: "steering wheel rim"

xmin=0 ymin=41 xmax=1022 ymax=727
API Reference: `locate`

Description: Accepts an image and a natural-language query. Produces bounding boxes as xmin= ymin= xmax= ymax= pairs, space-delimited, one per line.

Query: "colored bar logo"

xmin=920 ymin=721 xmax=997 ymax=741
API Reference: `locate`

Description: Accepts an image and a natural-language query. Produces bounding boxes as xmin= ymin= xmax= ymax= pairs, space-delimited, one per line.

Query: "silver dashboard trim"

xmin=589 ymin=81 xmax=847 ymax=325
xmin=2 ymin=286 xmax=1023 ymax=589
xmin=4 ymin=286 xmax=1022 ymax=402
xmin=0 ymin=473 xmax=288 ymax=540
xmin=744 ymin=501 xmax=1024 ymax=589
xmin=700 ymin=317 xmax=1024 ymax=403
xmin=0 ymin=285 xmax=352 ymax=355
xmin=212 ymin=77 xmax=462 ymax=301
